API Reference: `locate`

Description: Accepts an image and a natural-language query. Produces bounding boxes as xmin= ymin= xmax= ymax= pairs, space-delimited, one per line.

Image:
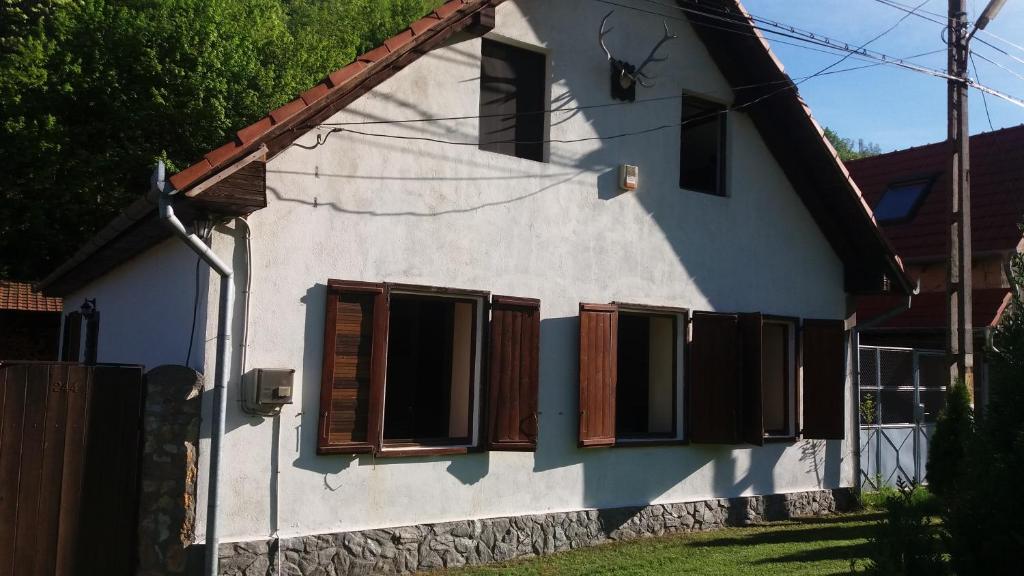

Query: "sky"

xmin=742 ymin=0 xmax=1024 ymax=152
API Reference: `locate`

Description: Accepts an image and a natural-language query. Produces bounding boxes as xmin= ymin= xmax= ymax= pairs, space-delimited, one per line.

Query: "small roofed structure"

xmin=0 ymin=281 xmax=63 ymax=360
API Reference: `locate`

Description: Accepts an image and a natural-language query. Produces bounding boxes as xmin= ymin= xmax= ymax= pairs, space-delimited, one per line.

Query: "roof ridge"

xmin=846 ymin=123 xmax=1024 ymax=165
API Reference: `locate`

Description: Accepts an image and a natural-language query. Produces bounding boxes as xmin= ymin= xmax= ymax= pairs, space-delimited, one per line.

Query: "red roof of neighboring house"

xmin=859 ymin=288 xmax=1012 ymax=330
xmin=847 ymin=124 xmax=1024 ymax=261
xmin=852 ymin=125 xmax=1024 ymax=331
xmin=0 ymin=281 xmax=63 ymax=313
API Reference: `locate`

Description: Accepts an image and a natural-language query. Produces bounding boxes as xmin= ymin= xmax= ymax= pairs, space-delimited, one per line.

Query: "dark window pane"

xmin=874 ymin=180 xmax=931 ymax=222
xmin=762 ymin=322 xmax=789 ymax=435
xmin=880 ymin=389 xmax=915 ymax=424
xmin=616 ymin=314 xmax=650 ymax=436
xmin=383 ymin=296 xmax=476 ymax=444
xmin=479 ymin=40 xmax=546 ymax=162
xmin=879 ymin=349 xmax=913 ymax=388
xmin=920 ymin=389 xmax=948 ymax=423
xmin=616 ymin=313 xmax=676 ymax=439
xmin=680 ymin=96 xmax=725 ymax=195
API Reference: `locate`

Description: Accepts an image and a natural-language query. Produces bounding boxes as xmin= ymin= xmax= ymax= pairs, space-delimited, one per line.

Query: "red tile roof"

xmin=847 ymin=124 xmax=1024 ymax=261
xmin=859 ymin=288 xmax=1011 ymax=330
xmin=0 ymin=281 xmax=63 ymax=313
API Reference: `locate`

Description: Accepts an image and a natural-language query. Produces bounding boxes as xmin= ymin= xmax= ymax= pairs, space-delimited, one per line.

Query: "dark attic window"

xmin=680 ymin=94 xmax=727 ymax=196
xmin=873 ymin=179 xmax=932 ymax=223
xmin=479 ymin=39 xmax=547 ymax=162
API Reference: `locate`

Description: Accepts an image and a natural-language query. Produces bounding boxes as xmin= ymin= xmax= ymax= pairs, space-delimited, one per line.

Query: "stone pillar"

xmin=137 ymin=365 xmax=204 ymax=576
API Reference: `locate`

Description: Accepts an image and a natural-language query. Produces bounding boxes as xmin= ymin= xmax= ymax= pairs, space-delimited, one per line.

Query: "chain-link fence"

xmin=859 ymin=346 xmax=948 ymax=488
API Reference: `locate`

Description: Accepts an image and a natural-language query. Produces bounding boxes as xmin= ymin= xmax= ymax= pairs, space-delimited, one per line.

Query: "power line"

xmin=629 ymin=0 xmax=1024 ymax=107
xmin=318 ymin=50 xmax=945 ymax=129
xmin=972 ymin=49 xmax=1024 ymax=81
xmin=592 ymin=0 xmax=957 ymax=82
xmin=971 ymin=53 xmax=996 ymax=130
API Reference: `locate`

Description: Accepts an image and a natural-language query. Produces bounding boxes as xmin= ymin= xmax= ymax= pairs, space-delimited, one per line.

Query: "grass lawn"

xmin=428 ymin=511 xmax=880 ymax=576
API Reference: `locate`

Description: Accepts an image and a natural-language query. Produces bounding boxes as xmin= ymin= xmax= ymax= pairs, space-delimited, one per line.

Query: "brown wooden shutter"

xmin=578 ymin=304 xmax=617 ymax=447
xmin=801 ymin=319 xmax=847 ymax=439
xmin=688 ymin=312 xmax=742 ymax=444
xmin=739 ymin=313 xmax=764 ymax=446
xmin=486 ymin=296 xmax=541 ymax=451
xmin=318 ymin=281 xmax=389 ymax=454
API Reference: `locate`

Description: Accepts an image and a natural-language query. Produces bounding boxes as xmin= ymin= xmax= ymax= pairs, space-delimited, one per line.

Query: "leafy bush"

xmin=936 ymin=251 xmax=1024 ymax=575
xmin=925 ymin=379 xmax=973 ymax=501
xmin=859 ymin=478 xmax=948 ymax=576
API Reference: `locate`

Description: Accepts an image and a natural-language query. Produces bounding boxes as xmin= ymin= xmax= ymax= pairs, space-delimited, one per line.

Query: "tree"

xmin=824 ymin=127 xmax=882 ymax=162
xmin=0 ymin=0 xmax=441 ymax=281
xmin=925 ymin=378 xmax=973 ymax=501
xmin=929 ymin=247 xmax=1024 ymax=574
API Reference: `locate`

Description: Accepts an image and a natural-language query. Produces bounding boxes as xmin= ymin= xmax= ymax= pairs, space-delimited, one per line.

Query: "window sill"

xmin=376 ymin=446 xmax=470 ymax=458
xmin=763 ymin=436 xmax=798 ymax=444
xmin=614 ymin=438 xmax=688 ymax=448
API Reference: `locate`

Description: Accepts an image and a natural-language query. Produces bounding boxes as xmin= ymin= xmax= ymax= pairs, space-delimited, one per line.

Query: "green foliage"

xmin=825 ymin=127 xmax=882 ymax=162
xmin=859 ymin=478 xmax=948 ymax=576
xmin=925 ymin=379 xmax=974 ymax=501
xmin=859 ymin=392 xmax=877 ymax=425
xmin=0 ymin=0 xmax=442 ymax=280
xmin=913 ymin=248 xmax=1024 ymax=575
xmin=937 ymin=250 xmax=1024 ymax=575
xmin=860 ymin=483 xmax=936 ymax=514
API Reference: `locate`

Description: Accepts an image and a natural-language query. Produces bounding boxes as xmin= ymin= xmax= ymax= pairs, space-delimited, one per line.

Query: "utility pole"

xmin=947 ymin=0 xmax=1007 ymax=399
xmin=947 ymin=0 xmax=973 ymax=397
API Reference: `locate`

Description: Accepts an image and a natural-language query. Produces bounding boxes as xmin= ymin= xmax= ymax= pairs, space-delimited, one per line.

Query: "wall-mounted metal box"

xmin=244 ymin=368 xmax=295 ymax=411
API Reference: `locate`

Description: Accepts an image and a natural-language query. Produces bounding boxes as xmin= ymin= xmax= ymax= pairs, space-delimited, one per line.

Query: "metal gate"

xmin=0 ymin=362 xmax=144 ymax=575
xmin=858 ymin=346 xmax=948 ymax=489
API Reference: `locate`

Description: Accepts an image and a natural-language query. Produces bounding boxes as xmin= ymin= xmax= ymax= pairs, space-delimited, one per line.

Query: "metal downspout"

xmin=152 ymin=162 xmax=234 ymax=576
xmin=851 ymin=281 xmax=919 ymax=493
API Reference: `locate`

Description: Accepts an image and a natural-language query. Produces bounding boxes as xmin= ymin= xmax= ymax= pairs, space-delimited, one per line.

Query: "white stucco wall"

xmin=66 ymin=0 xmax=857 ymax=545
xmin=62 ymin=237 xmax=209 ymax=372
xmin=194 ymin=0 xmax=854 ymax=543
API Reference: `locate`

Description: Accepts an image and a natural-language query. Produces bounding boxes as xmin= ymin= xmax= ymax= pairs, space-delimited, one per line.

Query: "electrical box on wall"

xmin=244 ymin=368 xmax=295 ymax=413
xmin=619 ymin=164 xmax=639 ymax=192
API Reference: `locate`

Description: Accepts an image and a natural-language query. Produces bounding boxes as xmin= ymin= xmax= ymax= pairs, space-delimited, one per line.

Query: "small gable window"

xmin=874 ymin=179 xmax=932 ymax=223
xmin=680 ymin=95 xmax=727 ymax=196
xmin=479 ymin=39 xmax=547 ymax=162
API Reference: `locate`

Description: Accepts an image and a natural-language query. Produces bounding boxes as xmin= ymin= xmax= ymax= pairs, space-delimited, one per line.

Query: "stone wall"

xmin=220 ymin=488 xmax=855 ymax=576
xmin=137 ymin=365 xmax=204 ymax=576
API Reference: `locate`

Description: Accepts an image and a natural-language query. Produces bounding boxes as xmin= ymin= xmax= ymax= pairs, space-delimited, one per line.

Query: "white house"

xmin=39 ymin=1 xmax=912 ymax=574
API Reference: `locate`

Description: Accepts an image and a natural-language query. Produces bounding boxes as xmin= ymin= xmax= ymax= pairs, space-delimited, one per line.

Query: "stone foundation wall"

xmin=220 ymin=488 xmax=856 ymax=576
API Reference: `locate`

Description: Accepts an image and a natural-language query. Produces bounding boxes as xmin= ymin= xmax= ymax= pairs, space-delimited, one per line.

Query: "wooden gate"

xmin=0 ymin=362 xmax=144 ymax=575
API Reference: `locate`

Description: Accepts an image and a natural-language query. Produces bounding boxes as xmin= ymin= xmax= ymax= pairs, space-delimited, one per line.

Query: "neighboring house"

xmin=0 ymin=281 xmax=62 ymax=361
xmin=849 ymin=124 xmax=1024 ymax=486
xmin=38 ymin=0 xmax=912 ymax=573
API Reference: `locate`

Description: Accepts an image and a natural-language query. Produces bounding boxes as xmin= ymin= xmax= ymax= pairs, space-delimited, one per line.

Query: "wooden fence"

xmin=0 ymin=362 xmax=144 ymax=575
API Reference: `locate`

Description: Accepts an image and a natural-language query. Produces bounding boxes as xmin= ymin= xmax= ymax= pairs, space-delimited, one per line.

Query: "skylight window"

xmin=873 ymin=179 xmax=932 ymax=223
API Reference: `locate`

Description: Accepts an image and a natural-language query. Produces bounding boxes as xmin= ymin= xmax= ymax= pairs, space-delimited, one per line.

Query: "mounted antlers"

xmin=599 ymin=10 xmax=678 ymax=96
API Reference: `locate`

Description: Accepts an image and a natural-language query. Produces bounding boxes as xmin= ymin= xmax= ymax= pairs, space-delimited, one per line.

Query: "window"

xmin=689 ymin=312 xmax=846 ymax=444
xmin=873 ymin=179 xmax=932 ymax=223
xmin=616 ymin=311 xmax=679 ymax=440
xmin=761 ymin=319 xmax=796 ymax=438
xmin=318 ymin=281 xmax=541 ymax=456
xmin=578 ymin=303 xmax=685 ymax=447
xmin=680 ymin=95 xmax=727 ymax=196
xmin=382 ymin=294 xmax=478 ymax=445
xmin=479 ymin=39 xmax=546 ymax=162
